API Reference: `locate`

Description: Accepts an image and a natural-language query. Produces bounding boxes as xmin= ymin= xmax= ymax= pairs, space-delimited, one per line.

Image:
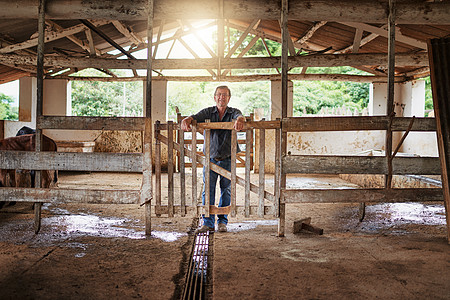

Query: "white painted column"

xmin=399 ymin=80 xmax=438 ymax=156
xmin=143 ymin=80 xmax=168 ymax=166
xmin=143 ymin=80 xmax=167 ymax=122
xmin=270 ymin=80 xmax=293 ymax=120
xmin=43 ymin=79 xmax=69 ymax=116
xmin=4 ymin=77 xmax=37 ymax=137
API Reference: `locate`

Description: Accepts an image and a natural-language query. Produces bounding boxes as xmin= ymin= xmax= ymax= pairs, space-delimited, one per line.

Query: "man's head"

xmin=214 ymin=86 xmax=231 ymax=109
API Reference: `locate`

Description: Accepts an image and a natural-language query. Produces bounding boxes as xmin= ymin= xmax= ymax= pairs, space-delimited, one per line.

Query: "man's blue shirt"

xmin=191 ymin=106 xmax=243 ymax=160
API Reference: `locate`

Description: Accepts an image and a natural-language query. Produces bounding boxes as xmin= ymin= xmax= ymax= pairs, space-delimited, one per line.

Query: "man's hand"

xmin=234 ymin=116 xmax=245 ymax=131
xmin=181 ymin=116 xmax=193 ymax=131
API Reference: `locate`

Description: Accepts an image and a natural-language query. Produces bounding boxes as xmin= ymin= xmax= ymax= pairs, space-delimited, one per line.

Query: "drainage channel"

xmin=182 ymin=229 xmax=213 ymax=300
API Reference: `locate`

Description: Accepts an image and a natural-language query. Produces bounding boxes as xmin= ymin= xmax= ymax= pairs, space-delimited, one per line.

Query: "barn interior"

xmin=0 ymin=0 xmax=449 ymax=299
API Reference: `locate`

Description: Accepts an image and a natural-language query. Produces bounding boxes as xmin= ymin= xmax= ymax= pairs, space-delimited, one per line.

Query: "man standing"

xmin=181 ymin=86 xmax=245 ymax=233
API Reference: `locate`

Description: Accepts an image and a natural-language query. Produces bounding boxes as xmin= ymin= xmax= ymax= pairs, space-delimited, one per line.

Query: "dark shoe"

xmin=195 ymin=225 xmax=214 ymax=234
xmin=218 ymin=223 xmax=227 ymax=232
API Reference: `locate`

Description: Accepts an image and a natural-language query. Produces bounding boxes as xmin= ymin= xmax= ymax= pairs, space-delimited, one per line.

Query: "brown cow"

xmin=0 ymin=134 xmax=58 ymax=209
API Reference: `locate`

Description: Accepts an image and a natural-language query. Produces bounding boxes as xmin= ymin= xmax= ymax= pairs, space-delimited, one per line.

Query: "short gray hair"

xmin=214 ymin=85 xmax=231 ymax=97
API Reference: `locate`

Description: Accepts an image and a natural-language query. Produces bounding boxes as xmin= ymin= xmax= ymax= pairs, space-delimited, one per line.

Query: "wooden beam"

xmin=177 ymin=35 xmax=216 ymax=77
xmin=0 ymin=21 xmax=106 ymax=54
xmin=37 ymin=116 xmax=146 ymax=130
xmin=1 ymin=53 xmax=428 ymax=70
xmin=112 ymin=20 xmax=144 ymax=45
xmin=155 ymin=204 xmax=275 ymax=216
xmin=46 ymin=20 xmax=100 ymax=56
xmin=352 ymin=28 xmax=363 ymax=53
xmin=0 ymin=187 xmax=140 ymax=204
xmin=281 ymin=116 xmax=436 ymax=132
xmin=336 ymin=25 xmax=387 ymax=54
xmin=1 ymin=0 xmax=448 ymax=24
xmin=50 ymin=73 xmax=396 ymax=83
xmin=0 ymin=151 xmax=143 ymax=172
xmin=297 ymin=21 xmax=327 ymax=45
xmin=281 ymin=188 xmax=443 ymax=204
xmin=182 ymin=20 xmax=217 ymax=58
xmin=340 ymin=22 xmax=428 ymax=49
xmin=84 ymin=29 xmax=97 ymax=56
xmin=225 ymin=19 xmax=260 ymax=58
xmin=282 ymin=155 xmax=441 ymax=175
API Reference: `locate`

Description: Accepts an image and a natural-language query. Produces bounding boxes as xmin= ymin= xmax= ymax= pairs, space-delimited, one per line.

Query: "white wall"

xmin=5 ymin=77 xmax=36 ymax=137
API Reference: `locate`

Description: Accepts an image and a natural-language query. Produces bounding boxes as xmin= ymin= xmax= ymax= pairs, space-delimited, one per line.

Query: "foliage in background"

xmin=167 ymin=81 xmax=270 ymax=119
xmin=0 ymin=93 xmax=18 ymax=120
xmin=68 ymin=26 xmax=433 ymax=118
xmin=424 ymin=76 xmax=433 ymax=110
xmin=71 ymin=69 xmax=143 ymax=117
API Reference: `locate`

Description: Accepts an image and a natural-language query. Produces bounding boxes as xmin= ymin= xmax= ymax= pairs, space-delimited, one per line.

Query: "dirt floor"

xmin=0 ymin=172 xmax=449 ymax=299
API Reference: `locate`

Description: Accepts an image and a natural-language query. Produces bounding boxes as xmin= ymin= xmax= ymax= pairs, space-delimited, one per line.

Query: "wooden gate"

xmin=154 ymin=119 xmax=280 ymax=220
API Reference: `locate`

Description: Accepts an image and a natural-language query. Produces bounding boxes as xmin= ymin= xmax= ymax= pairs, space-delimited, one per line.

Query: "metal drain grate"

xmin=182 ymin=229 xmax=212 ymax=300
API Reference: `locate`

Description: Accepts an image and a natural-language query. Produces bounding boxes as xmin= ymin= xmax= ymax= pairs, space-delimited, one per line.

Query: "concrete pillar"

xmin=19 ymin=77 xmax=36 ymax=122
xmin=43 ymin=79 xmax=70 ymax=116
xmin=270 ymin=80 xmax=293 ymax=120
xmin=398 ymin=80 xmax=438 ymax=156
xmin=369 ymin=82 xmax=402 ymax=116
xmin=143 ymin=80 xmax=167 ymax=122
xmin=143 ymin=80 xmax=169 ymax=167
xmin=4 ymin=77 xmax=37 ymax=137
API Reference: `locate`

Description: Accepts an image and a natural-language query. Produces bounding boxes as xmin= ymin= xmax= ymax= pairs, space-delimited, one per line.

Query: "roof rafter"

xmin=339 ymin=22 xmax=428 ymax=49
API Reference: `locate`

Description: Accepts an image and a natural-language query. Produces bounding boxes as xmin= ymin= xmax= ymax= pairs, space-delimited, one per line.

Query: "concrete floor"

xmin=0 ymin=172 xmax=449 ymax=299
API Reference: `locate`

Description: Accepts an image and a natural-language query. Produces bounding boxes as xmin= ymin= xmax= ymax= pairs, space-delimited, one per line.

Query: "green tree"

xmin=71 ymin=69 xmax=143 ymax=116
xmin=0 ymin=93 xmax=18 ymax=120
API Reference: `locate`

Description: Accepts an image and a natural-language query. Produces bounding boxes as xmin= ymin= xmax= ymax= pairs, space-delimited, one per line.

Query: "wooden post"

xmin=191 ymin=120 xmax=198 ymax=213
xmin=176 ymin=112 xmax=182 ymax=172
xmin=258 ymin=124 xmax=265 ymax=218
xmin=155 ymin=120 xmax=161 ymax=217
xmin=34 ymin=0 xmax=46 ymax=234
xmin=0 ymin=120 xmax=4 ymax=139
xmin=167 ymin=120 xmax=174 ymax=217
xmin=245 ymin=127 xmax=252 ymax=217
xmin=249 ymin=113 xmax=254 ymax=170
xmin=231 ymin=127 xmax=237 ymax=217
xmin=144 ymin=0 xmax=154 ymax=235
xmin=386 ymin=0 xmax=396 ymax=189
xmin=179 ymin=122 xmax=186 ymax=216
xmin=217 ymin=0 xmax=224 ymax=79
xmin=278 ymin=0 xmax=289 ymax=237
xmin=274 ymin=119 xmax=281 ymax=217
xmin=143 ymin=118 xmax=153 ymax=235
xmin=204 ymin=121 xmax=211 ymax=218
xmin=428 ymin=37 xmax=450 ymax=243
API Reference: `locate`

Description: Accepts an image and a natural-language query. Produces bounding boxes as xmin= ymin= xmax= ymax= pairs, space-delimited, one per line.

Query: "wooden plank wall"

xmin=428 ymin=37 xmax=450 ymax=243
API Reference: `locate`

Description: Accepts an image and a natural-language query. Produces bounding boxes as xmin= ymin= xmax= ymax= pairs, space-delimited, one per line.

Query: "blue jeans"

xmin=202 ymin=157 xmax=231 ymax=228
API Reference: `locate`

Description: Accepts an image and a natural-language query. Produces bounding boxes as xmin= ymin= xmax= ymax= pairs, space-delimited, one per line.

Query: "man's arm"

xmin=234 ymin=115 xmax=245 ymax=131
xmin=181 ymin=116 xmax=193 ymax=131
